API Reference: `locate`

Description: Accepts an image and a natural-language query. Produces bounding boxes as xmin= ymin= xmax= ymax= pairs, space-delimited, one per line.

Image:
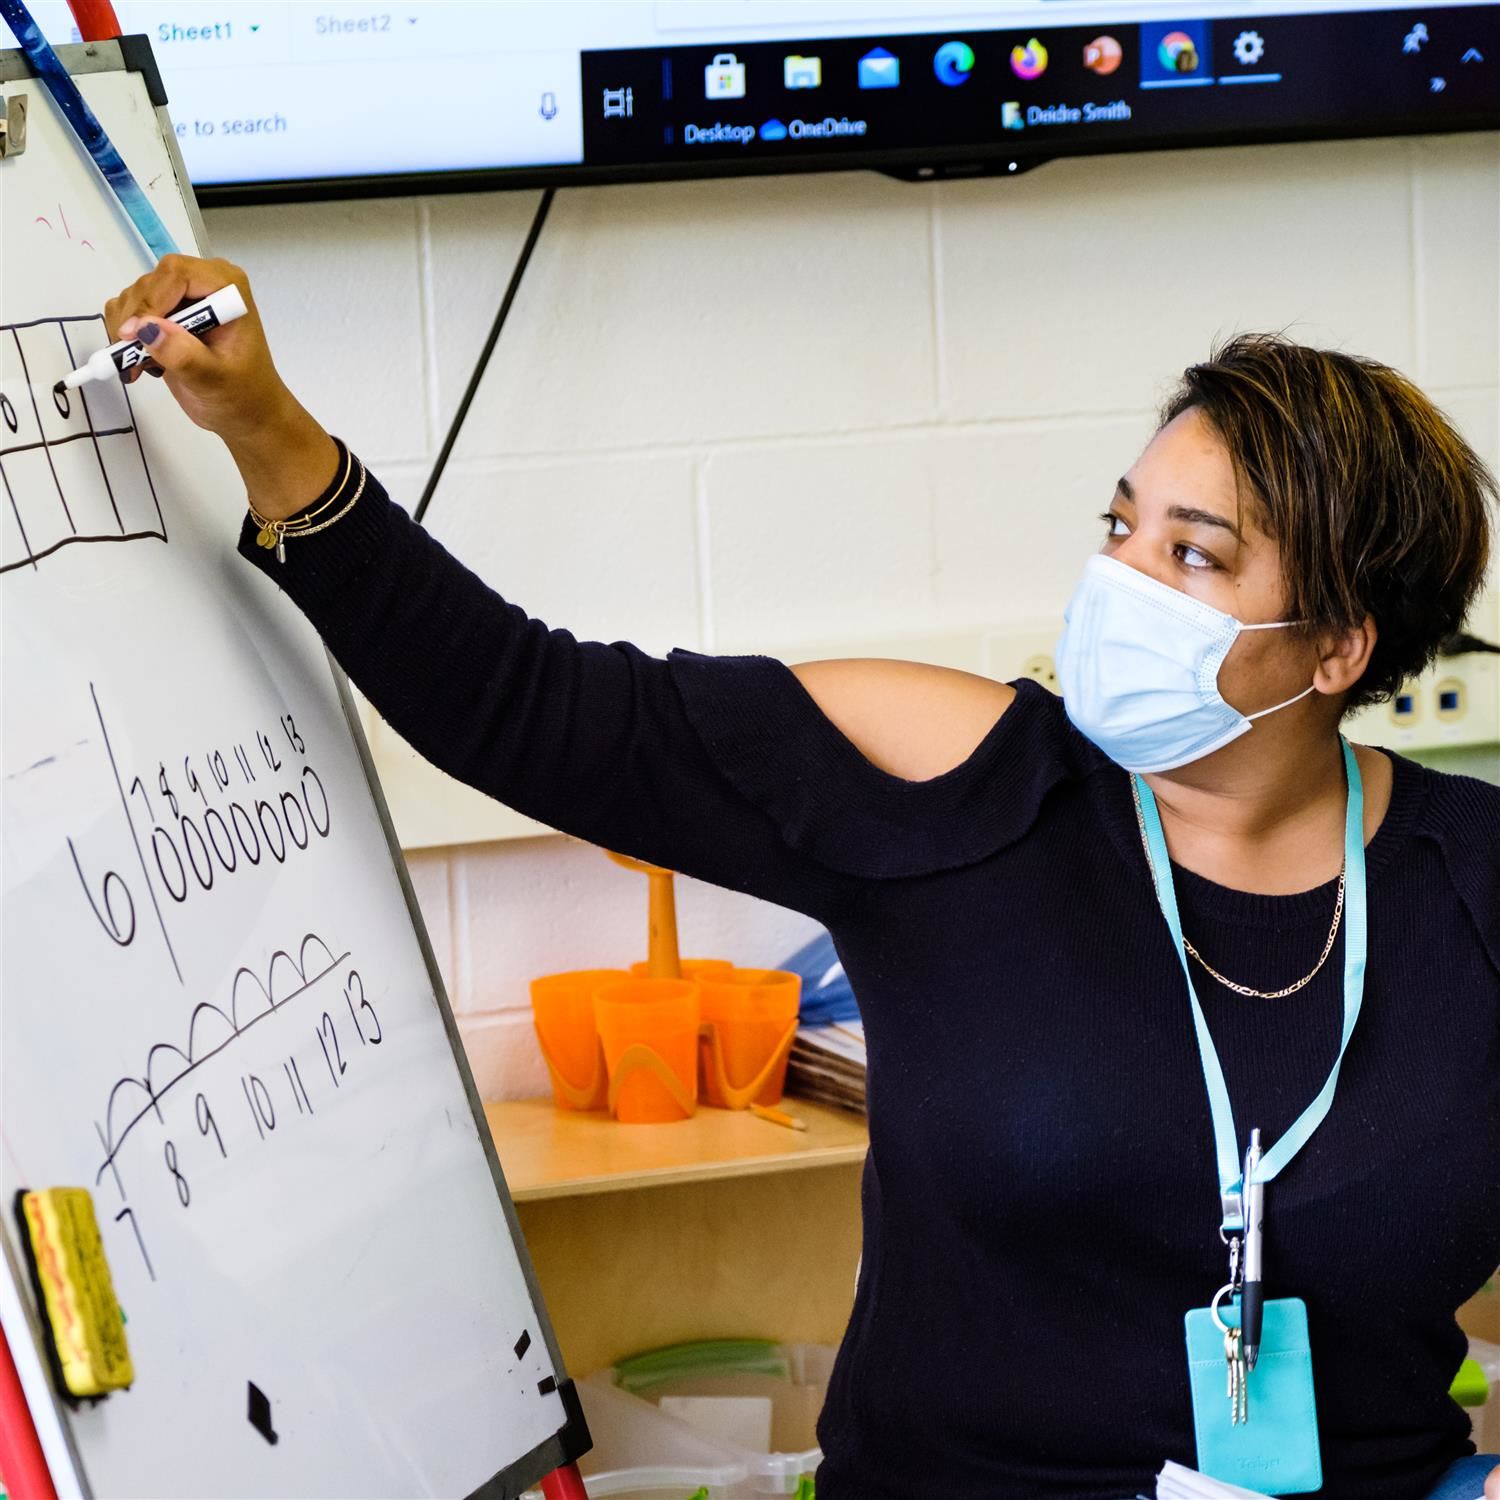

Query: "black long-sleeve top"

xmin=239 ymin=458 xmax=1500 ymax=1500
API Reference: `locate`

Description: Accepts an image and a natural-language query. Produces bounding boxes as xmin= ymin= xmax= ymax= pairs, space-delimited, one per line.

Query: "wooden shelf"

xmin=483 ymin=1095 xmax=869 ymax=1203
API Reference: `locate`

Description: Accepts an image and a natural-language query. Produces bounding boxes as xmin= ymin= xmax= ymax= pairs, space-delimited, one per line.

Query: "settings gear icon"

xmin=1233 ymin=29 xmax=1265 ymax=66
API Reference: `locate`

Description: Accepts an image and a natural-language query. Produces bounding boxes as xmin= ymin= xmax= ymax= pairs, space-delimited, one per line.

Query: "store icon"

xmin=705 ymin=52 xmax=747 ymax=99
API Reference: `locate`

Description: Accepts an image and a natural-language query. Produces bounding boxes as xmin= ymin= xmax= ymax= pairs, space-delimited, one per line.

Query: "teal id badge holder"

xmin=1184 ymin=1293 xmax=1322 ymax=1495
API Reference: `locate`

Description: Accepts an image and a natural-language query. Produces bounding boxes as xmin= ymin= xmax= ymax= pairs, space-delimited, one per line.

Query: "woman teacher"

xmin=107 ymin=255 xmax=1499 ymax=1500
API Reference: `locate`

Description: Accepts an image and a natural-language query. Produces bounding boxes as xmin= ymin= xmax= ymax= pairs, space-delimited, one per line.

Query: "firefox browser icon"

xmin=1010 ymin=37 xmax=1048 ymax=79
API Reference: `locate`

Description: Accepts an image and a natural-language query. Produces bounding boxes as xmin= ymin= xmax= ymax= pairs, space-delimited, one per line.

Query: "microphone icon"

xmin=539 ymin=91 xmax=558 ymax=121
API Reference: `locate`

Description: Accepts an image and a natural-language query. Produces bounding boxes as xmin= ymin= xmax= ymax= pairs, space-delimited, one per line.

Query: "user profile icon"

xmin=1083 ymin=35 xmax=1122 ymax=75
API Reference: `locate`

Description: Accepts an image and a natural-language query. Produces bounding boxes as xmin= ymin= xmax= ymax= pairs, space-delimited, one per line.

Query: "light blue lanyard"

xmin=1132 ymin=738 xmax=1368 ymax=1236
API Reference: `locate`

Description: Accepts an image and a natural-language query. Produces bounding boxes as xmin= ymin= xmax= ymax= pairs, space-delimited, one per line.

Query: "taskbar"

xmin=581 ymin=6 xmax=1498 ymax=177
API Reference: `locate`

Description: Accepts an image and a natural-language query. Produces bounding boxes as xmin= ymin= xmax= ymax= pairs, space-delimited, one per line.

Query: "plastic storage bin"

xmin=584 ymin=1341 xmax=833 ymax=1497
xmin=522 ymin=1376 xmax=750 ymax=1498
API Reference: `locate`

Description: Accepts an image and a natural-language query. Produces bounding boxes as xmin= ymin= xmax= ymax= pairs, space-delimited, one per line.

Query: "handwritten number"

xmin=195 ymin=1092 xmax=226 ymax=1157
xmin=202 ymin=807 xmax=237 ymax=872
xmin=180 ymin=816 xmax=214 ymax=890
xmin=68 ymin=836 xmax=136 ymax=946
xmin=229 ymin=801 xmax=261 ymax=864
xmin=250 ymin=1074 xmax=275 ymax=1130
xmin=255 ymin=799 xmax=286 ymax=863
xmin=242 ymin=1074 xmax=275 ymax=1136
xmin=283 ymin=1056 xmax=314 ymax=1115
xmin=151 ymin=825 xmax=188 ymax=902
xmin=317 ymin=1012 xmax=346 ymax=1087
xmin=345 ymin=971 xmax=381 ymax=1046
xmin=241 ymin=1076 xmax=264 ymax=1138
xmin=281 ymin=791 xmax=309 ymax=850
xmin=128 ymin=775 xmax=154 ymax=826
xmin=157 ymin=763 xmax=179 ymax=820
xmin=0 ymin=392 xmax=17 ymax=433
xmin=281 ymin=713 xmax=305 ymax=755
xmin=185 ymin=756 xmax=208 ymax=809
xmin=163 ymin=1140 xmax=190 ymax=1207
xmin=258 ymin=730 xmax=282 ymax=774
xmin=114 ymin=1208 xmax=155 ymax=1281
xmin=323 ymin=1013 xmax=346 ymax=1075
xmin=211 ymin=750 xmax=229 ymax=791
xmin=302 ymin=765 xmax=331 ymax=838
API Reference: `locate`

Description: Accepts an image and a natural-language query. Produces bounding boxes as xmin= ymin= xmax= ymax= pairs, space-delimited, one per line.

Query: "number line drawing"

xmin=94 ymin=934 xmax=350 ymax=1177
xmin=2 ymin=315 xmax=166 ymax=576
xmin=92 ymin=681 xmax=183 ymax=985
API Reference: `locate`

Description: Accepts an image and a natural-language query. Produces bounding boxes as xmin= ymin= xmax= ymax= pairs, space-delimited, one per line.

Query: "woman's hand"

xmin=1484 ymin=1460 xmax=1499 ymax=1498
xmin=104 ymin=254 xmax=338 ymax=520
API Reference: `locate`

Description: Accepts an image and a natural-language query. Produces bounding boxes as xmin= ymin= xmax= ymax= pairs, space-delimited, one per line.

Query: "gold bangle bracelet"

xmin=253 ymin=457 xmax=368 ymax=563
xmin=248 ymin=440 xmax=353 ymax=537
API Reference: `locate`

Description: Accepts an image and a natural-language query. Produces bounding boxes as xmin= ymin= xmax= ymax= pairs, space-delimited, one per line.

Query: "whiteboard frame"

xmin=0 ymin=37 xmax=590 ymax=1500
xmin=327 ymin=659 xmax=591 ymax=1500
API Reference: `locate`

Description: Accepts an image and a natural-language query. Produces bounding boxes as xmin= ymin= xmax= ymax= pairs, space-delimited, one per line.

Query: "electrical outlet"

xmin=1019 ymin=652 xmax=1059 ymax=691
xmin=982 ymin=625 xmax=1066 ymax=694
xmin=1346 ymin=651 xmax=1500 ymax=752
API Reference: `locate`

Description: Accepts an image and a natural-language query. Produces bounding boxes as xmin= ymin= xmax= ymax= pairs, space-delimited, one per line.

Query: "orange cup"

xmin=697 ymin=968 xmax=802 ymax=1109
xmin=593 ymin=978 xmax=702 ymax=1123
xmin=529 ymin=969 xmax=626 ymax=1111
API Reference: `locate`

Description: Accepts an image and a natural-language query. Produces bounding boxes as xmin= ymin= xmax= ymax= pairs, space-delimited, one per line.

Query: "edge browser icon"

xmin=858 ymin=47 xmax=900 ymax=88
xmin=934 ymin=40 xmax=975 ymax=86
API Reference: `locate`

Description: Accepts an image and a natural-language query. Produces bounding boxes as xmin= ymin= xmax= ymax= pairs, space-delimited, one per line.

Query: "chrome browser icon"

xmin=934 ymin=40 xmax=976 ymax=86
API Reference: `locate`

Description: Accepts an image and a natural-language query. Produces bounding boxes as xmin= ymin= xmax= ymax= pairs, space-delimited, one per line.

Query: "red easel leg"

xmin=0 ymin=1324 xmax=58 ymax=1500
xmin=63 ymin=0 xmax=122 ymax=41
xmin=540 ymin=1460 xmax=590 ymax=1499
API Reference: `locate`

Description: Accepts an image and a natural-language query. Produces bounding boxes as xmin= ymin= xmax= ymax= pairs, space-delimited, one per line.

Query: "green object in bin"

xmin=794 ymin=1479 xmax=816 ymax=1500
xmin=614 ymin=1338 xmax=790 ymax=1396
xmin=1451 ymin=1356 xmax=1490 ymax=1408
xmin=684 ymin=1490 xmax=709 ymax=1500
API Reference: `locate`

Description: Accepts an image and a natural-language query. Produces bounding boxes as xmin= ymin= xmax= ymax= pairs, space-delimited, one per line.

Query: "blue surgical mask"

xmin=1054 ymin=555 xmax=1315 ymax=773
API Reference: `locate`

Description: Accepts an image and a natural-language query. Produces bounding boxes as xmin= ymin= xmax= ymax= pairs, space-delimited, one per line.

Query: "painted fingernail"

xmin=138 ymin=322 xmax=161 ymax=345
xmin=148 ymin=367 xmax=165 ymax=378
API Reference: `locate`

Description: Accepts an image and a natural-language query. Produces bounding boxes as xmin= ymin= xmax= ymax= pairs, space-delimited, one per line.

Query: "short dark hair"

xmin=1157 ymin=332 xmax=1496 ymax=713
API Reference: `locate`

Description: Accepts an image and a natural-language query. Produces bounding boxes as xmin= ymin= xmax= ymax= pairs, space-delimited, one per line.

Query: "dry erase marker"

xmin=54 ymin=285 xmax=248 ymax=393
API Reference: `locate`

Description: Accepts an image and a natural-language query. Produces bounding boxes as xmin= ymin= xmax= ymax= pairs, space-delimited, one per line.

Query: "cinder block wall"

xmin=206 ymin=132 xmax=1500 ymax=1099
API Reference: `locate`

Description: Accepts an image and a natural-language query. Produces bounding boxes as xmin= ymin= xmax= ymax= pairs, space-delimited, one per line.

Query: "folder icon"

xmin=784 ymin=54 xmax=821 ymax=89
xmin=858 ymin=47 xmax=900 ymax=89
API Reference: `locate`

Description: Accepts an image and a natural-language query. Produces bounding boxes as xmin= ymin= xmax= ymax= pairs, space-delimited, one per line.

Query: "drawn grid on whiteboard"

xmin=0 ymin=314 xmax=165 ymax=576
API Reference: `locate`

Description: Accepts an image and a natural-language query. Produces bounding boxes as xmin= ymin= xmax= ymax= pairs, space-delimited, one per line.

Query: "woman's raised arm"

xmin=105 ymin=256 xmax=1019 ymax=915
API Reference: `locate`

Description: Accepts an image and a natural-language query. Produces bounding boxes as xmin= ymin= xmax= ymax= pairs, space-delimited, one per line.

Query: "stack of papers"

xmin=1154 ymin=1460 xmax=1484 ymax=1500
xmin=785 ymin=1020 xmax=866 ymax=1114
xmin=1155 ymin=1461 xmax=1274 ymax=1498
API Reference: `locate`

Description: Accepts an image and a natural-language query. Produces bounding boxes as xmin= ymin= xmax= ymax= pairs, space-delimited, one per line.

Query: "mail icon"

xmin=858 ymin=47 xmax=900 ymax=89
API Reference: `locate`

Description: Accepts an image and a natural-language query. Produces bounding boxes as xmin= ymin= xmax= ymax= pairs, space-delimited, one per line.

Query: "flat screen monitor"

xmin=23 ymin=2 xmax=1500 ymax=202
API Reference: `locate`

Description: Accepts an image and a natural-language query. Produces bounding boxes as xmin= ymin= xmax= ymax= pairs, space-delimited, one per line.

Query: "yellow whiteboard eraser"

xmin=17 ymin=1188 xmax=133 ymax=1398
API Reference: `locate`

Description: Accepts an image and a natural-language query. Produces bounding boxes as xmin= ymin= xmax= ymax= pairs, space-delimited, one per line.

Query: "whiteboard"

xmin=0 ymin=42 xmax=583 ymax=1499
